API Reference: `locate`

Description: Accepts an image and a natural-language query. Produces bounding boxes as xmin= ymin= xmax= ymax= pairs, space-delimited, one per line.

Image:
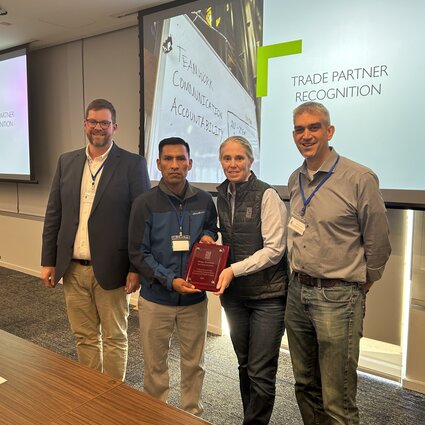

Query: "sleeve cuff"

xmin=202 ymin=230 xmax=218 ymax=241
xmin=366 ymin=266 xmax=385 ymax=283
xmin=231 ymin=263 xmax=244 ymax=278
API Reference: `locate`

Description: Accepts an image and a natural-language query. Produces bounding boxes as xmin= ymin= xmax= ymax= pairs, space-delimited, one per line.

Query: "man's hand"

xmin=40 ymin=266 xmax=56 ymax=288
xmin=214 ymin=267 xmax=234 ymax=295
xmin=125 ymin=272 xmax=141 ymax=294
xmin=363 ymin=281 xmax=374 ymax=294
xmin=172 ymin=278 xmax=201 ymax=294
xmin=199 ymin=235 xmax=215 ymax=244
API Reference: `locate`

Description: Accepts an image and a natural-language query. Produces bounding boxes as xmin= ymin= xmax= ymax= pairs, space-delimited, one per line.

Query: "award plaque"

xmin=185 ymin=243 xmax=230 ymax=291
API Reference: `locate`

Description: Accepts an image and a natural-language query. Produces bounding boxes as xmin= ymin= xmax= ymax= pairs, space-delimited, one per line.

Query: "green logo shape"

xmin=256 ymin=40 xmax=303 ymax=97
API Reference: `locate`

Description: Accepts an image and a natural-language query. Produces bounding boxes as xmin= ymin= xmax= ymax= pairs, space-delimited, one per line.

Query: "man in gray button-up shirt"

xmin=285 ymin=101 xmax=391 ymax=425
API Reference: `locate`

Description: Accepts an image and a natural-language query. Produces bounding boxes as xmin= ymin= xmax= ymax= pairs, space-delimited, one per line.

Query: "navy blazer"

xmin=41 ymin=143 xmax=151 ymax=290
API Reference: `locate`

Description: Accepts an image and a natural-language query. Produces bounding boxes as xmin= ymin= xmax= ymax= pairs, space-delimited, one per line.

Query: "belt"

xmin=72 ymin=259 xmax=92 ymax=266
xmin=294 ymin=272 xmax=348 ymax=288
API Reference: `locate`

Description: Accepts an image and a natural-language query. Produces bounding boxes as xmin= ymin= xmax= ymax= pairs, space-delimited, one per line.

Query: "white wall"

xmin=0 ymin=213 xmax=44 ymax=275
xmin=404 ymin=210 xmax=425 ymax=394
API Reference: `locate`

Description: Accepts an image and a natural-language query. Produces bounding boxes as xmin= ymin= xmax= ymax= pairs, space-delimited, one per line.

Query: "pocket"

xmin=321 ymin=285 xmax=358 ymax=303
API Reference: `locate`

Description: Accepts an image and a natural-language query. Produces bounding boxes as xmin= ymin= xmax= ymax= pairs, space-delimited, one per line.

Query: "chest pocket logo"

xmin=246 ymin=207 xmax=253 ymax=219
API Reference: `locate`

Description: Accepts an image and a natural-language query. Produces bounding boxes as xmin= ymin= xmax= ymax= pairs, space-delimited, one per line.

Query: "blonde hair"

xmin=219 ymin=135 xmax=254 ymax=162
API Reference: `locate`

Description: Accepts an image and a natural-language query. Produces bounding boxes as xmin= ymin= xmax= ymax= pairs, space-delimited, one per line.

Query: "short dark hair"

xmin=158 ymin=137 xmax=190 ymax=157
xmin=85 ymin=99 xmax=116 ymax=123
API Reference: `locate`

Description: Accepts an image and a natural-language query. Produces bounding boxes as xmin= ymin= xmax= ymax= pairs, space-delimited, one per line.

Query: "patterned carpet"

xmin=1 ymin=266 xmax=424 ymax=424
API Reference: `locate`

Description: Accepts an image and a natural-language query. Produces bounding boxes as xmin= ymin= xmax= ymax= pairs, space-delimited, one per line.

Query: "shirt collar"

xmin=227 ymin=182 xmax=235 ymax=197
xmin=301 ymin=147 xmax=339 ymax=176
xmin=85 ymin=141 xmax=114 ymax=162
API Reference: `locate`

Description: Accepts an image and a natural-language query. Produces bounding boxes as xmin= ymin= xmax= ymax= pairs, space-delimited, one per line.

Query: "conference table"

xmin=0 ymin=330 xmax=212 ymax=424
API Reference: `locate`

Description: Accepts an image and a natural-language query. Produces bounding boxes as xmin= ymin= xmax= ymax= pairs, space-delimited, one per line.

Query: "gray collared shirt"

xmin=288 ymin=148 xmax=391 ymax=283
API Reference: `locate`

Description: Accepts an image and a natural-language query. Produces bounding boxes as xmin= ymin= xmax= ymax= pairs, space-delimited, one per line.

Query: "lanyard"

xmin=166 ymin=195 xmax=187 ymax=236
xmin=87 ymin=160 xmax=106 ymax=189
xmin=299 ymin=155 xmax=340 ymax=216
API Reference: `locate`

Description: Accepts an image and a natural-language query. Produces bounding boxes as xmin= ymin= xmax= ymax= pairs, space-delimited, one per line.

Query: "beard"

xmin=87 ymin=132 xmax=112 ymax=148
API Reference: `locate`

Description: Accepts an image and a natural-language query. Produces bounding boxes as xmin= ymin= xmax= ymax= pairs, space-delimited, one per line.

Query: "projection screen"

xmin=139 ymin=0 xmax=425 ymax=209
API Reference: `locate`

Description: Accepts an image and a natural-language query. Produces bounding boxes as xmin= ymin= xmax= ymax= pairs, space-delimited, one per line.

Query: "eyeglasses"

xmin=85 ymin=119 xmax=112 ymax=129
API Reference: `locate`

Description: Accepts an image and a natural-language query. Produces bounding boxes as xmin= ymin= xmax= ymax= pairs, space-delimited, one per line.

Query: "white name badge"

xmin=288 ymin=215 xmax=306 ymax=236
xmin=171 ymin=235 xmax=190 ymax=252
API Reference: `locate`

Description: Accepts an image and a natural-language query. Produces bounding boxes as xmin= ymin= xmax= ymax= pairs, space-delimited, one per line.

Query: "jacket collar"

xmin=158 ymin=178 xmax=199 ymax=202
xmin=217 ymin=171 xmax=258 ymax=195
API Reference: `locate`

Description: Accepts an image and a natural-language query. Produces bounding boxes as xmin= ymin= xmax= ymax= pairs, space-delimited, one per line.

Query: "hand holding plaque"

xmin=185 ymin=243 xmax=230 ymax=291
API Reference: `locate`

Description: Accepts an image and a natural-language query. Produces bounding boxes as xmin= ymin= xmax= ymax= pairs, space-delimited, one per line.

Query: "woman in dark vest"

xmin=215 ymin=135 xmax=289 ymax=425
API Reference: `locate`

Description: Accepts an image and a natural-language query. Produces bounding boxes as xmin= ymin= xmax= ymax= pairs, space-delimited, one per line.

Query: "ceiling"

xmin=0 ymin=0 xmax=174 ymax=52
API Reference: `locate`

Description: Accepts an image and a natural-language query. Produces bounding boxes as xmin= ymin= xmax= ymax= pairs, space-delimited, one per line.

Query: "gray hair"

xmin=293 ymin=101 xmax=331 ymax=125
xmin=219 ymin=135 xmax=254 ymax=162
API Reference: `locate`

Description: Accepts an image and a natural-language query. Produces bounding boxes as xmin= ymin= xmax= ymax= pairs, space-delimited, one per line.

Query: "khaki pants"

xmin=138 ymin=296 xmax=208 ymax=416
xmin=63 ymin=261 xmax=130 ymax=381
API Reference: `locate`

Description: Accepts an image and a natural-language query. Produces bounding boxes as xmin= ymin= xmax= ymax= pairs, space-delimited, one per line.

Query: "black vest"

xmin=217 ymin=174 xmax=288 ymax=300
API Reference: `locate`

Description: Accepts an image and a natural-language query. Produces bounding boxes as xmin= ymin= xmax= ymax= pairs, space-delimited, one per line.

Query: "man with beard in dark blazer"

xmin=41 ymin=98 xmax=150 ymax=381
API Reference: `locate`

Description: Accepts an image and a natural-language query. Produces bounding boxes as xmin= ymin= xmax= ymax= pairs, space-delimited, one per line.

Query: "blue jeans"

xmin=285 ymin=275 xmax=365 ymax=425
xmin=221 ymin=296 xmax=286 ymax=425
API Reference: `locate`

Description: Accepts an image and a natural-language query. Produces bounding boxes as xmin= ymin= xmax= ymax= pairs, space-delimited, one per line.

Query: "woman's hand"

xmin=214 ymin=267 xmax=234 ymax=295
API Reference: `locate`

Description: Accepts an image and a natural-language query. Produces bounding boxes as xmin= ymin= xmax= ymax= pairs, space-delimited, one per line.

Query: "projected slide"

xmin=0 ymin=47 xmax=31 ymax=180
xmin=260 ymin=0 xmax=425 ymax=197
xmin=146 ymin=14 xmax=259 ymax=182
xmin=141 ymin=0 xmax=425 ymax=206
xmin=142 ymin=1 xmax=262 ymax=183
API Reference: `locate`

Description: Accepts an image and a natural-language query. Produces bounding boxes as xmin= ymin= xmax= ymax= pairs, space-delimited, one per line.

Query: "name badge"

xmin=288 ymin=215 xmax=306 ymax=236
xmin=171 ymin=235 xmax=190 ymax=252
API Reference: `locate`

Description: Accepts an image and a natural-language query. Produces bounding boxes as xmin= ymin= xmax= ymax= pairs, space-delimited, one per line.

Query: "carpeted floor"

xmin=1 ymin=266 xmax=424 ymax=424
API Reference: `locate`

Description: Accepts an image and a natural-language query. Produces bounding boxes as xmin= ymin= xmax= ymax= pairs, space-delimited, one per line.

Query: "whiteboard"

xmin=145 ymin=14 xmax=259 ymax=183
